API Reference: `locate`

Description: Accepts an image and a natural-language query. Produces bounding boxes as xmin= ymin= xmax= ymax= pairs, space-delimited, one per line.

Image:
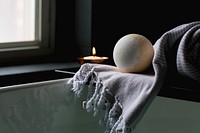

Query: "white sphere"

xmin=113 ymin=34 xmax=154 ymax=73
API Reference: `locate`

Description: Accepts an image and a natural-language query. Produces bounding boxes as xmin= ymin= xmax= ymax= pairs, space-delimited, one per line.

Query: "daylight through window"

xmin=0 ymin=0 xmax=55 ymax=62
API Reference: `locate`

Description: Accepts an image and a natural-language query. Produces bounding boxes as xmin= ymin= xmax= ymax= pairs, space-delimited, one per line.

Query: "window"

xmin=0 ymin=0 xmax=55 ymax=63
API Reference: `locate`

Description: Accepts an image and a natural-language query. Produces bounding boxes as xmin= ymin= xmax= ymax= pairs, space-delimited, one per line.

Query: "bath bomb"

xmin=113 ymin=34 xmax=154 ymax=73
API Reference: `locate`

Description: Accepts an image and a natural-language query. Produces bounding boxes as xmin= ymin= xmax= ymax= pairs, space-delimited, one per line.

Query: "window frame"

xmin=0 ymin=0 xmax=56 ymax=64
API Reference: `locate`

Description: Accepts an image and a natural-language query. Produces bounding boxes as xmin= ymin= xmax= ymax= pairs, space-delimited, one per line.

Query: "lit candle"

xmin=78 ymin=47 xmax=108 ymax=64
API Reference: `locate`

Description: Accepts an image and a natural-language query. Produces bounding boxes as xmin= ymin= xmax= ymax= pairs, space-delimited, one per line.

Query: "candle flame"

xmin=92 ymin=47 xmax=96 ymax=56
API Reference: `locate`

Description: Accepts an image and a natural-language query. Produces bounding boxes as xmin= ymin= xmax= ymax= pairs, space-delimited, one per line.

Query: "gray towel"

xmin=67 ymin=21 xmax=200 ymax=133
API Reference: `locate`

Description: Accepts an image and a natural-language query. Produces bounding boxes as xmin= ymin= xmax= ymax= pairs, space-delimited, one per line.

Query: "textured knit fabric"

xmin=67 ymin=21 xmax=200 ymax=133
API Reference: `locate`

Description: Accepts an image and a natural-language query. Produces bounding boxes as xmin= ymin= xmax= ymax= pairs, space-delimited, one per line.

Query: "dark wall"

xmin=55 ymin=0 xmax=92 ymax=62
xmin=74 ymin=0 xmax=92 ymax=57
xmin=91 ymin=1 xmax=200 ymax=64
xmin=55 ymin=0 xmax=77 ymax=62
xmin=54 ymin=0 xmax=199 ymax=64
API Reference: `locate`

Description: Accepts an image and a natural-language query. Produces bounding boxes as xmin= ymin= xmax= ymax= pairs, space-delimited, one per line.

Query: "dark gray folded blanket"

xmin=67 ymin=21 xmax=200 ymax=133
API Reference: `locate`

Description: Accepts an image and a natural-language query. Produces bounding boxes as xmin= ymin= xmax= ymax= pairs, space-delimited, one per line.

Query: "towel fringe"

xmin=68 ymin=64 xmax=128 ymax=132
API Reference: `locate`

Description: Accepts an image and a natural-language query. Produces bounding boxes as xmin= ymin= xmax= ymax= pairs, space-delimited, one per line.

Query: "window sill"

xmin=0 ymin=62 xmax=80 ymax=87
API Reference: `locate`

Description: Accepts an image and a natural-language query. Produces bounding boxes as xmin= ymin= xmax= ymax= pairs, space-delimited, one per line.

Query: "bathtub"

xmin=0 ymin=78 xmax=200 ymax=133
xmin=0 ymin=78 xmax=105 ymax=133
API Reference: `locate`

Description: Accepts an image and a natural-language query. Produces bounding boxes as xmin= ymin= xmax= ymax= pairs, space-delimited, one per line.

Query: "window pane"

xmin=0 ymin=0 xmax=35 ymax=43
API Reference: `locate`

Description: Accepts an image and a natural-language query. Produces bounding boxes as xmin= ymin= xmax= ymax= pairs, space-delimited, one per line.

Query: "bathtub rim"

xmin=0 ymin=78 xmax=71 ymax=92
